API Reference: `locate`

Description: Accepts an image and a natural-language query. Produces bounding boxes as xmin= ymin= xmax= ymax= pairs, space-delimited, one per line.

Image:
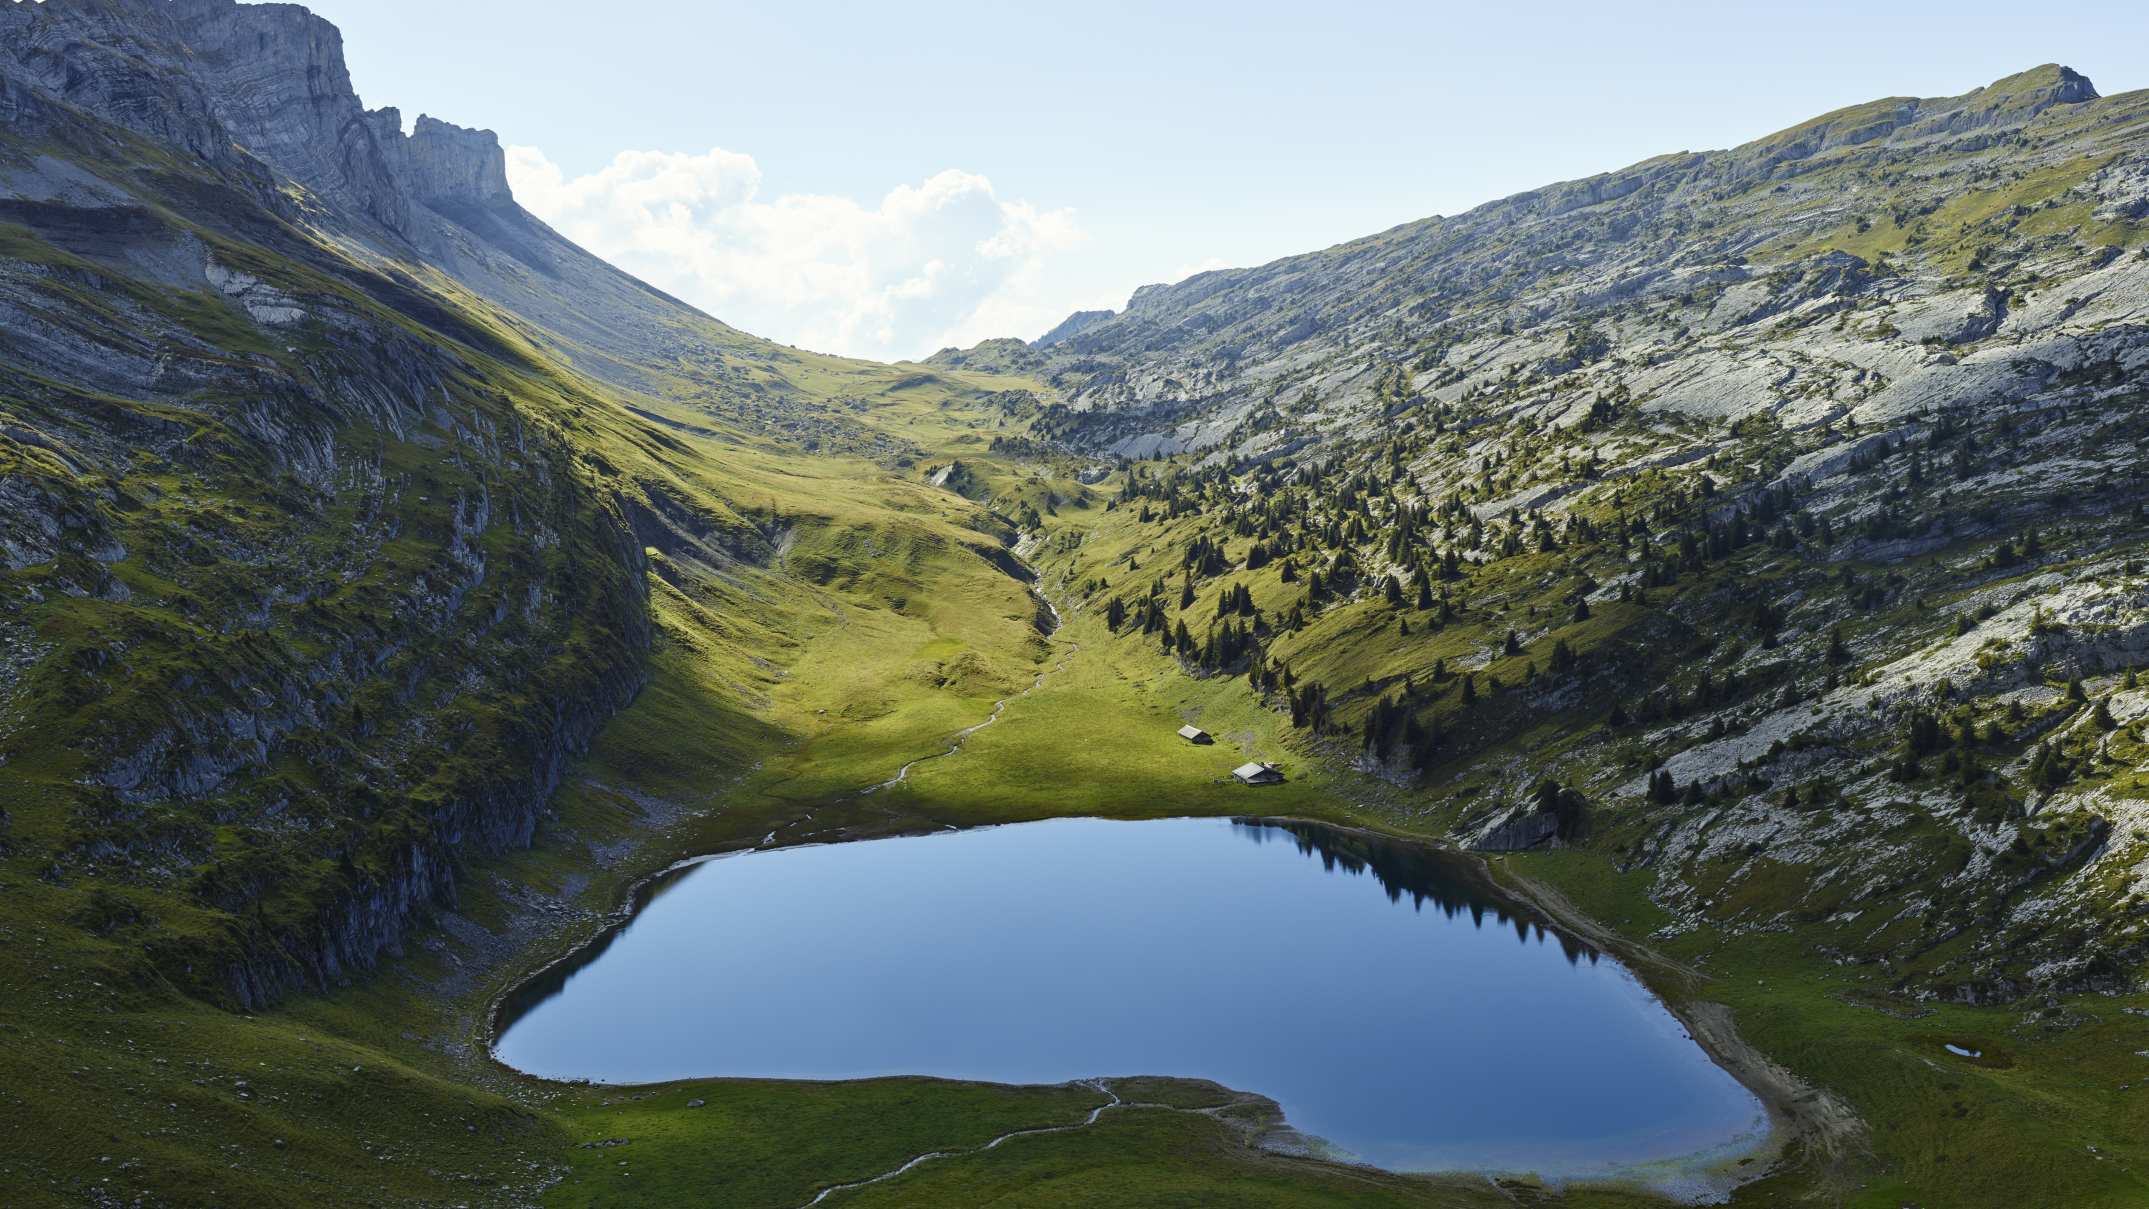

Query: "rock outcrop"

xmin=1469 ymin=807 xmax=1562 ymax=853
xmin=404 ymin=113 xmax=513 ymax=209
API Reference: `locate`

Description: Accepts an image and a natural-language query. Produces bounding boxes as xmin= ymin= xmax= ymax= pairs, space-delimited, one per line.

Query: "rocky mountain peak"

xmin=1983 ymin=62 xmax=2098 ymax=105
xmin=1918 ymin=62 xmax=2101 ymax=135
xmin=0 ymin=0 xmax=517 ymax=237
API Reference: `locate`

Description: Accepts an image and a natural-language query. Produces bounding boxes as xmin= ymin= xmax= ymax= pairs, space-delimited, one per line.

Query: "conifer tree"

xmin=1549 ymin=639 xmax=1576 ymax=675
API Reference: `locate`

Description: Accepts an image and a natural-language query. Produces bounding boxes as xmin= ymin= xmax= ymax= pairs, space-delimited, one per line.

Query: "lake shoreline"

xmin=482 ymin=812 xmax=1818 ymax=1202
xmin=1245 ymin=811 xmax=1870 ymax=1197
xmin=1483 ymin=853 xmax=1871 ymax=1196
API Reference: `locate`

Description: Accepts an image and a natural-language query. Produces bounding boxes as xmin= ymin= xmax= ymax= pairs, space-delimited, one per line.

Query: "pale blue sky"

xmin=304 ymin=0 xmax=2148 ymax=360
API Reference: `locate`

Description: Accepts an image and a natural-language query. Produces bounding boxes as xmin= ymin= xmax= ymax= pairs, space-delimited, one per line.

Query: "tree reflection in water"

xmin=1233 ymin=819 xmax=1599 ymax=966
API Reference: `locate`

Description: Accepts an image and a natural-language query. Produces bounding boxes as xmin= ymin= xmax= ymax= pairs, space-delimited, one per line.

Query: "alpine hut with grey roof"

xmin=1177 ymin=725 xmax=1213 ymax=745
xmin=1232 ymin=761 xmax=1284 ymax=786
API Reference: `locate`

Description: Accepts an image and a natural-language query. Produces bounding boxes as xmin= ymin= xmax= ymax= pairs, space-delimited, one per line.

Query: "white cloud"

xmin=505 ymin=144 xmax=1082 ymax=361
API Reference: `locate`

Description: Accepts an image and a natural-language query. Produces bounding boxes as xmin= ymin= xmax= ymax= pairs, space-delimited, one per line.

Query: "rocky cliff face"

xmin=0 ymin=0 xmax=513 ymax=241
xmin=2 ymin=0 xmax=808 ymax=428
xmin=404 ymin=113 xmax=512 ymax=208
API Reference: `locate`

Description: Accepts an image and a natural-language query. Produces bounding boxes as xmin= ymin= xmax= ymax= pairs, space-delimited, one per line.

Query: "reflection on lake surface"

xmin=494 ymin=816 xmax=1766 ymax=1179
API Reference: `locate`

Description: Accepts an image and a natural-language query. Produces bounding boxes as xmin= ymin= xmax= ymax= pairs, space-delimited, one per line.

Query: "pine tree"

xmin=1549 ymin=639 xmax=1576 ymax=675
xmin=2027 ymin=742 xmax=2071 ymax=789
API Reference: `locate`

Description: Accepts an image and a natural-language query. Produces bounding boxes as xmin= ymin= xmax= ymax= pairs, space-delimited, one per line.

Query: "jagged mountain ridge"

xmin=0 ymin=0 xmax=857 ymax=419
xmin=1020 ymin=64 xmax=2145 ymax=457
xmin=0 ymin=0 xmax=507 ymax=238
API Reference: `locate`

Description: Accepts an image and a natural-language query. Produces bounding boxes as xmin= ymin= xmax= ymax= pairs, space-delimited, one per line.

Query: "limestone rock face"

xmin=989 ymin=63 xmax=2136 ymax=463
xmin=0 ymin=2 xmax=768 ymax=405
xmin=0 ymin=0 xmax=512 ymax=238
xmin=1468 ymin=807 xmax=1561 ymax=853
xmin=406 ymin=114 xmax=513 ymax=208
xmin=0 ymin=0 xmax=260 ymax=182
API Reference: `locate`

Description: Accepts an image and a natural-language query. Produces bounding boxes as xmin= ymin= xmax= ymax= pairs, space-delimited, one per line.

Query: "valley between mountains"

xmin=2 ymin=2 xmax=2148 ymax=1206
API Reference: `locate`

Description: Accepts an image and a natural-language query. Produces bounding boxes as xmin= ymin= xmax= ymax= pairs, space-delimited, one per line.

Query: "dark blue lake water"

xmin=494 ymin=816 xmax=1766 ymax=1179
